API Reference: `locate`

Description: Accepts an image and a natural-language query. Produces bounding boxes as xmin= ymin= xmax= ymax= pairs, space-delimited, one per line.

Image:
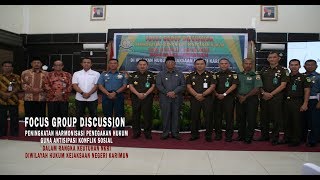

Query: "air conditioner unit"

xmin=83 ymin=43 xmax=106 ymax=50
xmin=260 ymin=43 xmax=285 ymax=50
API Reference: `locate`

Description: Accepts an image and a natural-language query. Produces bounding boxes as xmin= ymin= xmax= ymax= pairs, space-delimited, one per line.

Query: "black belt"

xmin=286 ymin=96 xmax=303 ymax=100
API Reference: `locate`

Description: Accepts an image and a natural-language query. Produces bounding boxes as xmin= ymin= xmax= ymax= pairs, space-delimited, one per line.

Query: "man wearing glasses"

xmin=44 ymin=60 xmax=72 ymax=130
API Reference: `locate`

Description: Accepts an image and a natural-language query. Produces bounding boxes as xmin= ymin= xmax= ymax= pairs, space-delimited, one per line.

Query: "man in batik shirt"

xmin=21 ymin=58 xmax=47 ymax=130
xmin=0 ymin=61 xmax=21 ymax=136
xmin=45 ymin=60 xmax=72 ymax=130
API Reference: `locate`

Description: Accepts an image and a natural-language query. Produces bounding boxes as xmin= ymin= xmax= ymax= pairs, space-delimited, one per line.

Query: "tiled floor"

xmin=0 ymin=139 xmax=319 ymax=175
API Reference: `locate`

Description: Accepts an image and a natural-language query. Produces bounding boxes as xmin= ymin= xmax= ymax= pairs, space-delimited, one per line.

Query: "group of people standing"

xmin=0 ymin=52 xmax=319 ymax=147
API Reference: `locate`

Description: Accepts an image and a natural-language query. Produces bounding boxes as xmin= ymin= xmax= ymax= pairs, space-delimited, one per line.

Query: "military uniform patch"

xmin=212 ymin=75 xmax=216 ymax=79
xmin=306 ymin=77 xmax=311 ymax=82
xmin=285 ymin=69 xmax=290 ymax=76
xmin=256 ymin=75 xmax=261 ymax=80
xmin=233 ymin=74 xmax=238 ymax=79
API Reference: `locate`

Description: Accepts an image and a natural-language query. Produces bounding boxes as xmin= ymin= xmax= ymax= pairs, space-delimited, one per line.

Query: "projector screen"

xmin=287 ymin=41 xmax=320 ymax=73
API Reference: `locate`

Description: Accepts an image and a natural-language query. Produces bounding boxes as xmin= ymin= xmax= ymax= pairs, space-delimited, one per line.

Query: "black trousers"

xmin=284 ymin=98 xmax=303 ymax=144
xmin=236 ymin=95 xmax=259 ymax=140
xmin=75 ymin=100 xmax=98 ymax=130
xmin=190 ymin=96 xmax=213 ymax=138
xmin=260 ymin=96 xmax=283 ymax=141
xmin=214 ymin=95 xmax=235 ymax=139
xmin=47 ymin=101 xmax=69 ymax=130
xmin=0 ymin=105 xmax=19 ymax=136
xmin=131 ymin=94 xmax=153 ymax=136
xmin=303 ymin=99 xmax=320 ymax=144
xmin=24 ymin=101 xmax=46 ymax=130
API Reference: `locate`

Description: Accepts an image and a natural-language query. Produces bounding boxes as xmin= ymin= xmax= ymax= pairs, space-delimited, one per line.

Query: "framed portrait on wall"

xmin=90 ymin=5 xmax=106 ymax=21
xmin=260 ymin=5 xmax=278 ymax=21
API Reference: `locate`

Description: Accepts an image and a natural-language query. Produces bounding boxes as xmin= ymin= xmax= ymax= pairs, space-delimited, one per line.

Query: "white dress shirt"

xmin=72 ymin=69 xmax=100 ymax=101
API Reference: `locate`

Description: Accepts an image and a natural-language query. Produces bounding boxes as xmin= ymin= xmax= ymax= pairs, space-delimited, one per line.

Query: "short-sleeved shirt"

xmin=304 ymin=71 xmax=320 ymax=97
xmin=21 ymin=69 xmax=47 ymax=101
xmin=237 ymin=71 xmax=263 ymax=95
xmin=97 ymin=71 xmax=127 ymax=92
xmin=128 ymin=71 xmax=155 ymax=93
xmin=186 ymin=70 xmax=216 ymax=94
xmin=213 ymin=69 xmax=239 ymax=95
xmin=285 ymin=73 xmax=311 ymax=98
xmin=0 ymin=73 xmax=21 ymax=105
xmin=72 ymin=69 xmax=100 ymax=101
xmin=260 ymin=65 xmax=289 ymax=95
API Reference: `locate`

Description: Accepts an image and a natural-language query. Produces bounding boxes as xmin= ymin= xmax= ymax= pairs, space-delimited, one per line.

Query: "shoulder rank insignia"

xmin=285 ymin=70 xmax=290 ymax=76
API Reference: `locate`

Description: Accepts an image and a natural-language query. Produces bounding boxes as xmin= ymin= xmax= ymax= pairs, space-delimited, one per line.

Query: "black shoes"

xmin=172 ymin=135 xmax=182 ymax=140
xmin=189 ymin=136 xmax=200 ymax=141
xmin=271 ymin=140 xmax=279 ymax=146
xmin=214 ymin=136 xmax=222 ymax=141
xmin=288 ymin=142 xmax=300 ymax=147
xmin=234 ymin=136 xmax=244 ymax=141
xmin=255 ymin=136 xmax=270 ymax=141
xmin=132 ymin=134 xmax=141 ymax=139
xmin=160 ymin=135 xmax=169 ymax=140
xmin=306 ymin=143 xmax=316 ymax=147
xmin=144 ymin=134 xmax=152 ymax=139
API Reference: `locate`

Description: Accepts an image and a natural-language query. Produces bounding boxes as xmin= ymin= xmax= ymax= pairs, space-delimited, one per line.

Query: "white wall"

xmin=28 ymin=5 xmax=107 ymax=34
xmin=106 ymin=5 xmax=320 ymax=33
xmin=1 ymin=5 xmax=320 ymax=34
xmin=0 ymin=5 xmax=24 ymax=34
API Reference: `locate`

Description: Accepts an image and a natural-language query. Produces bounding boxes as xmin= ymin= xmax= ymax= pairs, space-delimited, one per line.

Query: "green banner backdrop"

xmin=113 ymin=33 xmax=248 ymax=73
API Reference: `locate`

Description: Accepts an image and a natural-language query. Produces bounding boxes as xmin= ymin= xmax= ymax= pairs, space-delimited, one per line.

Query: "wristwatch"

xmin=223 ymin=93 xmax=227 ymax=97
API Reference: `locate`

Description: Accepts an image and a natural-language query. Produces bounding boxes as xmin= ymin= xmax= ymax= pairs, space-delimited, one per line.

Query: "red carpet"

xmin=1 ymin=122 xmax=319 ymax=152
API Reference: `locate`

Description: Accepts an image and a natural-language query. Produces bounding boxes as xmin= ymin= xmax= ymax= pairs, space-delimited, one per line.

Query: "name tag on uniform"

xmin=203 ymin=83 xmax=208 ymax=88
xmin=145 ymin=82 xmax=150 ymax=88
xmin=8 ymin=83 xmax=13 ymax=92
